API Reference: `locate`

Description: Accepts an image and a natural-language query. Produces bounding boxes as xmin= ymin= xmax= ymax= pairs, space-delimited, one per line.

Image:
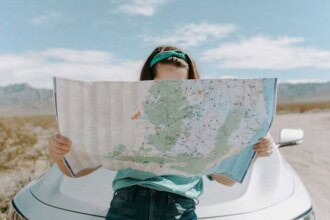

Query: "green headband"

xmin=150 ymin=50 xmax=189 ymax=68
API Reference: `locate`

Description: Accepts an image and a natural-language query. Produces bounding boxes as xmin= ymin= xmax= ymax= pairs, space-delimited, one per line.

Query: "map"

xmin=53 ymin=76 xmax=277 ymax=182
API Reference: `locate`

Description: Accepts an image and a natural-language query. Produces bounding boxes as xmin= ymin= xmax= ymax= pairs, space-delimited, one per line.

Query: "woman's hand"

xmin=253 ymin=132 xmax=274 ymax=157
xmin=48 ymin=132 xmax=72 ymax=161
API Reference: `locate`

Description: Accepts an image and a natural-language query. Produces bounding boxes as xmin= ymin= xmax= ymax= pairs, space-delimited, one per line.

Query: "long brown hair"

xmin=139 ymin=45 xmax=200 ymax=81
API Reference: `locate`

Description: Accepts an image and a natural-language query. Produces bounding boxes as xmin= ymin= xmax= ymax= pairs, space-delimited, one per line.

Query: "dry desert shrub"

xmin=0 ymin=115 xmax=58 ymax=219
xmin=277 ymin=101 xmax=330 ymax=114
xmin=0 ymin=119 xmax=38 ymax=170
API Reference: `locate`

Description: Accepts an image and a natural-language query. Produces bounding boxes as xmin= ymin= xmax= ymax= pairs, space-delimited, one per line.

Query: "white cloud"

xmin=115 ymin=0 xmax=168 ymax=16
xmin=143 ymin=22 xmax=237 ymax=47
xmin=30 ymin=11 xmax=63 ymax=26
xmin=201 ymin=35 xmax=330 ymax=70
xmin=0 ymin=48 xmax=144 ymax=89
xmin=39 ymin=48 xmax=115 ymax=64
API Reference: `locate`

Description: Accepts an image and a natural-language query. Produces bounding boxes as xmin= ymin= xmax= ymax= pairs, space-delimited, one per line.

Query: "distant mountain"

xmin=278 ymin=82 xmax=330 ymax=103
xmin=0 ymin=81 xmax=329 ymax=116
xmin=0 ymin=83 xmax=54 ymax=116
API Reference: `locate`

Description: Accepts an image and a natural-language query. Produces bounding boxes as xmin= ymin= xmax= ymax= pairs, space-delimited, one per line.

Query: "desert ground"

xmin=0 ymin=110 xmax=329 ymax=219
xmin=270 ymin=110 xmax=330 ymax=220
xmin=0 ymin=115 xmax=58 ymax=219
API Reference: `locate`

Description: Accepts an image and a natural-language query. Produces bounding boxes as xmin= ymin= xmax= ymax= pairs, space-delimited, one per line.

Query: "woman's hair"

xmin=139 ymin=45 xmax=200 ymax=81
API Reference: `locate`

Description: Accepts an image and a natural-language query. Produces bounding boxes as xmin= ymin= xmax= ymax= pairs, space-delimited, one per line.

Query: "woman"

xmin=48 ymin=45 xmax=274 ymax=219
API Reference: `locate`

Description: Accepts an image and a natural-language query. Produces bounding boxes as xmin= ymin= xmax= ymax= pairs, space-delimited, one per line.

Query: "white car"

xmin=8 ymin=128 xmax=317 ymax=220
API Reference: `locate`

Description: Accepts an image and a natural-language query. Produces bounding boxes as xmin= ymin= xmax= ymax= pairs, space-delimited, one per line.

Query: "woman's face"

xmin=154 ymin=63 xmax=188 ymax=80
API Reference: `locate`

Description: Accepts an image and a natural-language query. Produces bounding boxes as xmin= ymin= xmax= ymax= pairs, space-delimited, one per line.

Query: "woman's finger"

xmin=256 ymin=144 xmax=272 ymax=149
xmin=258 ymin=133 xmax=273 ymax=144
xmin=255 ymin=143 xmax=273 ymax=152
xmin=53 ymin=132 xmax=72 ymax=145
xmin=50 ymin=152 xmax=64 ymax=161
xmin=257 ymin=142 xmax=273 ymax=152
xmin=255 ymin=135 xmax=274 ymax=146
xmin=255 ymin=138 xmax=270 ymax=148
xmin=50 ymin=144 xmax=69 ymax=155
xmin=49 ymin=138 xmax=70 ymax=153
xmin=49 ymin=138 xmax=70 ymax=151
xmin=257 ymin=147 xmax=269 ymax=153
xmin=52 ymin=138 xmax=71 ymax=149
xmin=253 ymin=143 xmax=269 ymax=150
xmin=258 ymin=137 xmax=272 ymax=145
xmin=259 ymin=140 xmax=271 ymax=147
xmin=257 ymin=149 xmax=273 ymax=157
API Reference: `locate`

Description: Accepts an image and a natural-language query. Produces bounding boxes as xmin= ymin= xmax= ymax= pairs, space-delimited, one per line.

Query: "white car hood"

xmin=26 ymin=146 xmax=294 ymax=217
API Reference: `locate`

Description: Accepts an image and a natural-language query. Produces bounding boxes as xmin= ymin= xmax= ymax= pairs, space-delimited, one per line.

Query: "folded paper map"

xmin=53 ymin=76 xmax=277 ymax=183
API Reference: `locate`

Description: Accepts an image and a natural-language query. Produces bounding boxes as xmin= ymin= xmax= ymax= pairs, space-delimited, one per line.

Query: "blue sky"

xmin=1 ymin=0 xmax=330 ymax=88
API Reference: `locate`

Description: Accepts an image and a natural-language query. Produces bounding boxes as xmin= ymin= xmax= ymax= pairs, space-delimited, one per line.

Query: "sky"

xmin=1 ymin=0 xmax=330 ymax=88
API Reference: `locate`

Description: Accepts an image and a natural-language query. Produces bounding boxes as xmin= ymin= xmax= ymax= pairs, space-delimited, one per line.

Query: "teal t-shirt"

xmin=112 ymin=168 xmax=204 ymax=199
